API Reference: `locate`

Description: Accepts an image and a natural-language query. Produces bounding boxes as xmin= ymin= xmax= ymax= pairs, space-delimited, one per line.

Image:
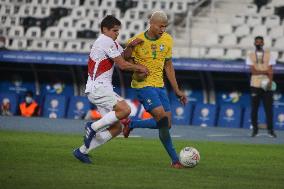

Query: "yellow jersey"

xmin=128 ymin=31 xmax=173 ymax=88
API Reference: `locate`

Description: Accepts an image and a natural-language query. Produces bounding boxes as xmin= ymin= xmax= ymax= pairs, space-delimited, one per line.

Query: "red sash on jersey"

xmin=87 ymin=57 xmax=114 ymax=80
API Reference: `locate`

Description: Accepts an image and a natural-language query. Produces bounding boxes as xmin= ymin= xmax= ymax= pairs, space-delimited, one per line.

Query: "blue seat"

xmin=216 ymin=91 xmax=250 ymax=108
xmin=0 ymin=92 xmax=18 ymax=115
xmin=243 ymin=106 xmax=266 ymax=129
xmin=171 ymin=101 xmax=193 ymax=126
xmin=43 ymin=94 xmax=66 ymax=118
xmin=192 ymin=104 xmax=217 ymax=127
xmin=67 ymin=96 xmax=90 ymax=119
xmin=274 ymin=107 xmax=284 ymax=130
xmin=217 ymin=104 xmax=242 ymax=128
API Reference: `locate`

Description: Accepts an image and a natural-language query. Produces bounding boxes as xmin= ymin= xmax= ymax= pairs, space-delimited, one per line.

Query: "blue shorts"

xmin=135 ymin=87 xmax=171 ymax=112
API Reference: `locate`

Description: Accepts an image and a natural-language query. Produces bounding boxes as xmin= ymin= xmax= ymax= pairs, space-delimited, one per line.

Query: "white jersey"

xmin=85 ymin=34 xmax=123 ymax=94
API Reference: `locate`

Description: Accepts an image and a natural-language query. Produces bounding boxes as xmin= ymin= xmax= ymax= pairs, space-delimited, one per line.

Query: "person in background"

xmin=1 ymin=98 xmax=12 ymax=116
xmin=246 ymin=36 xmax=276 ymax=138
xmin=19 ymin=91 xmax=39 ymax=117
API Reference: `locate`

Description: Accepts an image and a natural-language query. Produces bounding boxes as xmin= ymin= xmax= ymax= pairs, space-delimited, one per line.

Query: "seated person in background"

xmin=19 ymin=91 xmax=39 ymax=117
xmin=1 ymin=98 xmax=12 ymax=116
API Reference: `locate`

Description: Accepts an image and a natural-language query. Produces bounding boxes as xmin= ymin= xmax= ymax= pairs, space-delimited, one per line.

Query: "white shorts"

xmin=87 ymin=85 xmax=123 ymax=116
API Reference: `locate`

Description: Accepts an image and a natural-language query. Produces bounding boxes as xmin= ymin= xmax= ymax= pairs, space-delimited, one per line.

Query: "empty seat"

xmin=61 ymin=29 xmax=76 ymax=39
xmin=64 ymin=41 xmax=81 ymax=52
xmin=204 ymin=48 xmax=224 ymax=59
xmin=188 ymin=47 xmax=206 ymax=58
xmin=28 ymin=39 xmax=47 ymax=51
xmin=8 ymin=26 xmax=24 ymax=37
xmin=247 ymin=16 xmax=262 ymax=26
xmin=222 ymin=34 xmax=237 ymax=46
xmin=46 ymin=40 xmax=64 ymax=51
xmin=244 ymin=4 xmax=257 ymax=15
xmin=224 ymin=49 xmax=242 ymax=60
xmin=43 ymin=94 xmax=66 ymax=118
xmin=238 ymin=36 xmax=254 ymax=48
xmin=216 ymin=23 xmax=232 ymax=36
xmin=252 ymin=25 xmax=267 ymax=36
xmin=273 ymin=37 xmax=284 ymax=49
xmin=232 ymin=14 xmax=245 ymax=26
xmin=235 ymin=25 xmax=250 ymax=37
xmin=192 ymin=104 xmax=217 ymax=127
xmin=64 ymin=0 xmax=80 ymax=7
xmin=269 ymin=26 xmax=284 ymax=38
xmin=25 ymin=27 xmax=41 ymax=38
xmin=204 ymin=33 xmax=219 ymax=46
xmin=265 ymin=15 xmax=280 ymax=28
xmin=75 ymin=19 xmax=91 ymax=30
xmin=71 ymin=7 xmax=87 ymax=18
xmin=217 ymin=104 xmax=242 ymax=128
xmin=259 ymin=5 xmax=275 ymax=16
xmin=44 ymin=27 xmax=60 ymax=39
xmin=9 ymin=38 xmax=27 ymax=50
xmin=58 ymin=17 xmax=74 ymax=28
xmin=67 ymin=96 xmax=90 ymax=119
xmin=100 ymin=0 xmax=116 ymax=9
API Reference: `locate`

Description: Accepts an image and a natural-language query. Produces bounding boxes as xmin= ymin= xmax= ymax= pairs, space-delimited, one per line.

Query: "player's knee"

xmin=115 ymin=102 xmax=131 ymax=119
xmin=121 ymin=105 xmax=131 ymax=118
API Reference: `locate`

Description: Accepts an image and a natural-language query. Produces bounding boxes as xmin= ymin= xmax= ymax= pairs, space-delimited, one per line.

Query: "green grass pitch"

xmin=0 ymin=131 xmax=283 ymax=189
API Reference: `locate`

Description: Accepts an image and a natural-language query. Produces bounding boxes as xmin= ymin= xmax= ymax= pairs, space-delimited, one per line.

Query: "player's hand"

xmin=128 ymin=38 xmax=144 ymax=48
xmin=136 ymin=64 xmax=149 ymax=76
xmin=176 ymin=90 xmax=187 ymax=106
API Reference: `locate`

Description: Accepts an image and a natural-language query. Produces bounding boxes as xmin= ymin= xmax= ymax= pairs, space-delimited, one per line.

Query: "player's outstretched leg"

xmin=157 ymin=116 xmax=183 ymax=168
xmin=122 ymin=118 xmax=157 ymax=138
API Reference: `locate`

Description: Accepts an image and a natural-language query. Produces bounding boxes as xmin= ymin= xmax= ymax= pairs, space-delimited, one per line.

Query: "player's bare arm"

xmin=122 ymin=38 xmax=144 ymax=60
xmin=164 ymin=59 xmax=187 ymax=105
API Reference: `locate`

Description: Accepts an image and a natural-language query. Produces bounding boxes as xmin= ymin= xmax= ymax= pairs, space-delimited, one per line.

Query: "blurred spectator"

xmin=1 ymin=98 xmax=12 ymax=116
xmin=0 ymin=36 xmax=7 ymax=50
xmin=19 ymin=91 xmax=39 ymax=117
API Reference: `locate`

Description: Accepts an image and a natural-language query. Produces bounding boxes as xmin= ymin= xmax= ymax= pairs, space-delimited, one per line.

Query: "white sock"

xmin=79 ymin=130 xmax=113 ymax=154
xmin=91 ymin=111 xmax=118 ymax=132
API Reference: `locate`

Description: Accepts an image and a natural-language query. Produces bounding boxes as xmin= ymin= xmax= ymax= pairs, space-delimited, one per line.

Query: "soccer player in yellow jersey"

xmin=122 ymin=11 xmax=187 ymax=168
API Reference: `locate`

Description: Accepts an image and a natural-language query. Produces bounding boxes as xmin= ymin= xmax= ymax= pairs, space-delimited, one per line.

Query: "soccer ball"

xmin=179 ymin=147 xmax=200 ymax=168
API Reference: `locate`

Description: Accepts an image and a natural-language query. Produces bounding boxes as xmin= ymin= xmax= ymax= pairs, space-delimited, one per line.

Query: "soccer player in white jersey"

xmin=73 ymin=15 xmax=149 ymax=163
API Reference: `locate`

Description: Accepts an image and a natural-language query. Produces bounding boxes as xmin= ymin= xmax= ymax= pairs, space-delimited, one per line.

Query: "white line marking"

xmin=117 ymin=135 xmax=141 ymax=138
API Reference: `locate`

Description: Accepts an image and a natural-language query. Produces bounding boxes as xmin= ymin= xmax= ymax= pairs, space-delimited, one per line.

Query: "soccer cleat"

xmin=84 ymin=122 xmax=96 ymax=148
xmin=73 ymin=148 xmax=92 ymax=164
xmin=171 ymin=161 xmax=184 ymax=169
xmin=268 ymin=131 xmax=277 ymax=138
xmin=121 ymin=118 xmax=133 ymax=138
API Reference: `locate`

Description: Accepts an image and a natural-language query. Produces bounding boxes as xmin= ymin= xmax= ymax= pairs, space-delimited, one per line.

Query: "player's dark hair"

xmin=255 ymin=36 xmax=264 ymax=41
xmin=100 ymin=15 xmax=121 ymax=32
